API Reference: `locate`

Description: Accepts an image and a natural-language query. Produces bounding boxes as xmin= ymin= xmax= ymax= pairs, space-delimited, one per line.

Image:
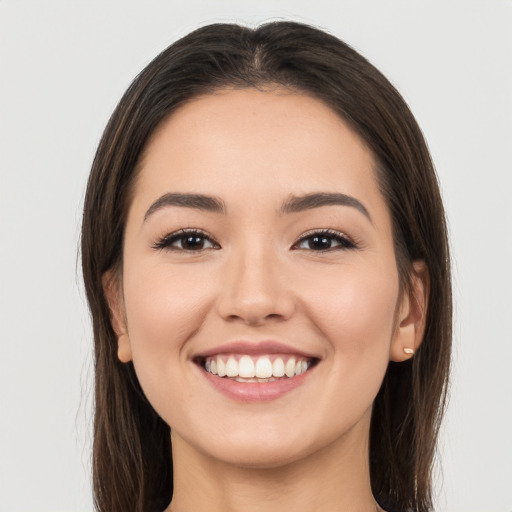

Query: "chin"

xmin=174 ymin=410 xmax=364 ymax=472
xmin=202 ymin=440 xmax=309 ymax=470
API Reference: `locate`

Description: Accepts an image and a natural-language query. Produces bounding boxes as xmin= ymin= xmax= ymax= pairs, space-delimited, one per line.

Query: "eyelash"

xmin=291 ymin=229 xmax=358 ymax=252
xmin=152 ymin=228 xmax=358 ymax=253
xmin=152 ymin=229 xmax=219 ymax=252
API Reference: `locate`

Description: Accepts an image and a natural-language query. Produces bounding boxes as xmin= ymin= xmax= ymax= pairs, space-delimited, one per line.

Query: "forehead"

xmin=132 ymin=88 xmax=385 ymax=219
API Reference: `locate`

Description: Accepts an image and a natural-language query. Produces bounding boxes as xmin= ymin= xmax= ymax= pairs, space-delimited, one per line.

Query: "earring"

xmin=403 ymin=347 xmax=414 ymax=355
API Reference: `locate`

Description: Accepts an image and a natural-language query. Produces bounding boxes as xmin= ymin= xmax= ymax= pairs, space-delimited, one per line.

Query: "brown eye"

xmin=181 ymin=235 xmax=207 ymax=250
xmin=293 ymin=230 xmax=357 ymax=251
xmin=306 ymin=235 xmax=334 ymax=250
xmin=153 ymin=229 xmax=219 ymax=251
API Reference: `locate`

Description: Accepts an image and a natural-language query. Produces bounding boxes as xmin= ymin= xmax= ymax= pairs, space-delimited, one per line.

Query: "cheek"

xmin=122 ymin=261 xmax=215 ymax=374
xmin=307 ymin=261 xmax=398 ymax=364
xmin=298 ymin=262 xmax=399 ymax=435
xmin=120 ymin=260 xmax=221 ymax=428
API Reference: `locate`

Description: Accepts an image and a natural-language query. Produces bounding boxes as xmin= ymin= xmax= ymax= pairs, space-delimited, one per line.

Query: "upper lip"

xmin=194 ymin=340 xmax=320 ymax=360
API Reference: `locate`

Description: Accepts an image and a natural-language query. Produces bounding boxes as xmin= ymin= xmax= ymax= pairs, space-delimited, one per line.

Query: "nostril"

xmin=216 ymin=271 xmax=296 ymax=325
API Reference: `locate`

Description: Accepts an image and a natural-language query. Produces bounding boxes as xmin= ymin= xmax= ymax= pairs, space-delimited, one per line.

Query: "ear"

xmin=102 ymin=271 xmax=132 ymax=363
xmin=390 ymin=260 xmax=429 ymax=362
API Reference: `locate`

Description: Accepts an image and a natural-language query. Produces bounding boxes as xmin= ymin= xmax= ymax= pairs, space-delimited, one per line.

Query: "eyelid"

xmin=152 ymin=228 xmax=220 ymax=251
xmin=152 ymin=227 xmax=358 ymax=252
xmin=291 ymin=228 xmax=358 ymax=251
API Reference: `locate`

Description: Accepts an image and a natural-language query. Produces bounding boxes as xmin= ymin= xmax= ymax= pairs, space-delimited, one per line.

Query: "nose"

xmin=216 ymin=247 xmax=295 ymax=326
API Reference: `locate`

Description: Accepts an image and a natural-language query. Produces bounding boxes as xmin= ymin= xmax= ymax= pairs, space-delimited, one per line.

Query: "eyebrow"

xmin=144 ymin=191 xmax=371 ymax=223
xmin=280 ymin=192 xmax=372 ymax=222
xmin=144 ymin=192 xmax=226 ymax=221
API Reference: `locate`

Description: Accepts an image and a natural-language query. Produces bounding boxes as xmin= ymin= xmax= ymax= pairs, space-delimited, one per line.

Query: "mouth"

xmin=195 ymin=353 xmax=319 ymax=383
xmin=192 ymin=341 xmax=320 ymax=401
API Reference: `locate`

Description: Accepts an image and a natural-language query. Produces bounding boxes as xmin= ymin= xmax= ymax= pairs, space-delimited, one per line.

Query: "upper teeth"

xmin=205 ymin=354 xmax=310 ymax=379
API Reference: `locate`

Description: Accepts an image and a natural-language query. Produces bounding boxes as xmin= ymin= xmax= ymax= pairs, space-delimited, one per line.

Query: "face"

xmin=110 ymin=88 xmax=416 ymax=468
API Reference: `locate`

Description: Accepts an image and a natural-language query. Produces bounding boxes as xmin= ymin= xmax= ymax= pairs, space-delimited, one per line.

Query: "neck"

xmin=167 ymin=410 xmax=382 ymax=512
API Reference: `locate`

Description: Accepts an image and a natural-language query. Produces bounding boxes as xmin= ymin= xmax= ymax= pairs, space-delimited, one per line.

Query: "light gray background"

xmin=1 ymin=1 xmax=511 ymax=511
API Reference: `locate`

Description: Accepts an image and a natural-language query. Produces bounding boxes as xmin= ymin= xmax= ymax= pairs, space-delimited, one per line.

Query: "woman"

xmin=81 ymin=21 xmax=451 ymax=512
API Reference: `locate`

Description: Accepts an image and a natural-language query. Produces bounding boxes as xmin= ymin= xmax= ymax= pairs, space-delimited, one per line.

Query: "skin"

xmin=104 ymin=88 xmax=428 ymax=512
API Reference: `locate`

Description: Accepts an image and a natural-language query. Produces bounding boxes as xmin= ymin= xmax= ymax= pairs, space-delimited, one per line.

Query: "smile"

xmin=193 ymin=341 xmax=320 ymax=401
xmin=203 ymin=354 xmax=315 ymax=382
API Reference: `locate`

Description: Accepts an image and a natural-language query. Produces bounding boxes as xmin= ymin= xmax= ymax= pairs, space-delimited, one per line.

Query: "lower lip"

xmin=199 ymin=366 xmax=314 ymax=402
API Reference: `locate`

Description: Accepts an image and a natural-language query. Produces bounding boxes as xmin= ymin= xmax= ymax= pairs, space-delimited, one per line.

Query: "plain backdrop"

xmin=1 ymin=1 xmax=511 ymax=511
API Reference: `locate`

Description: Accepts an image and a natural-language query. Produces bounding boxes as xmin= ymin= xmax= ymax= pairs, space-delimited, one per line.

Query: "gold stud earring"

xmin=403 ymin=347 xmax=414 ymax=355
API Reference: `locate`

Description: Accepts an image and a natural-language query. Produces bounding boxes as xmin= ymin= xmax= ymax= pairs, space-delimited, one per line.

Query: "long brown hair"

xmin=81 ymin=21 xmax=451 ymax=512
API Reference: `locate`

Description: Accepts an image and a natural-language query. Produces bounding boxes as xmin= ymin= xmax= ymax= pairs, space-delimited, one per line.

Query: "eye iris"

xmin=183 ymin=235 xmax=204 ymax=249
xmin=310 ymin=236 xmax=331 ymax=250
